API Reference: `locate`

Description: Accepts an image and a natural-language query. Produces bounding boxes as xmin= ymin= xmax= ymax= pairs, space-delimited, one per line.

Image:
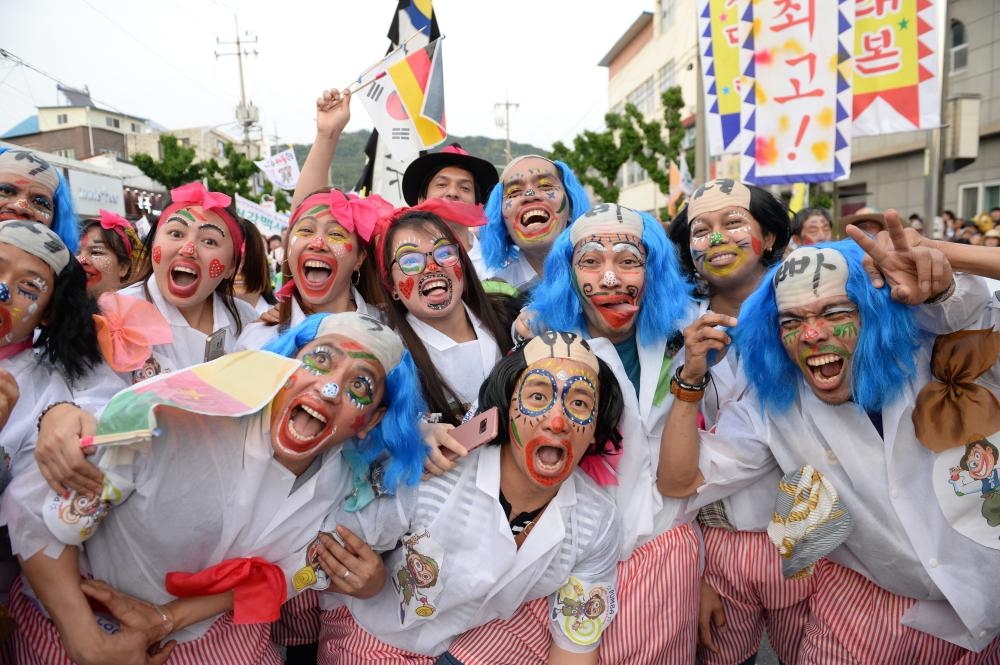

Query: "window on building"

xmin=625 ymin=159 xmax=648 ymax=187
xmin=54 ymin=148 xmax=75 ymax=158
xmin=950 ymin=20 xmax=967 ymax=73
xmin=958 ymin=182 xmax=1000 ymax=220
xmin=658 ymin=61 xmax=677 ymax=96
xmin=661 ymin=0 xmax=675 ymax=27
xmin=105 ymin=117 xmax=120 ymax=128
xmin=56 ymin=113 xmax=68 ymax=125
xmin=627 ymin=77 xmax=656 ymax=115
xmin=131 ymin=122 xmax=140 ymax=132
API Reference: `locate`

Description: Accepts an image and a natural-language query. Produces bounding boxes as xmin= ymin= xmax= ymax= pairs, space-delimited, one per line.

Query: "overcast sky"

xmin=2 ymin=0 xmax=652 ymax=151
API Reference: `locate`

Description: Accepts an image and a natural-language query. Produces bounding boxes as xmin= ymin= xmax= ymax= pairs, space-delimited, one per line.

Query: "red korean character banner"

xmin=741 ymin=0 xmax=855 ymax=184
xmin=852 ymin=0 xmax=939 ymax=136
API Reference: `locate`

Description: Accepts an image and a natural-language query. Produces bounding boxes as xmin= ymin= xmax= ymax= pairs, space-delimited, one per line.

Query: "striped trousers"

xmin=700 ymin=527 xmax=814 ymax=665
xmin=447 ymin=522 xmax=701 ymax=665
xmin=318 ymin=605 xmax=436 ymax=664
xmin=9 ymin=576 xmax=282 ymax=665
xmin=271 ymin=589 xmax=321 ymax=646
xmin=799 ymin=560 xmax=1000 ymax=665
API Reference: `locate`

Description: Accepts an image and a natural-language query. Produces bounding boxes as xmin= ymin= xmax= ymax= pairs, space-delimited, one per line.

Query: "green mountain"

xmin=291 ymin=131 xmax=548 ymax=193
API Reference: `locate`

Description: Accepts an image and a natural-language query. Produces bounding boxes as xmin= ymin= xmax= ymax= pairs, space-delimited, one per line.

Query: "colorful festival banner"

xmin=385 ymin=41 xmax=447 ymax=149
xmin=96 ymin=351 xmax=300 ymax=442
xmin=852 ymin=0 xmax=939 ymax=136
xmin=698 ymin=0 xmax=748 ymax=156
xmin=741 ymin=0 xmax=855 ymax=184
xmin=235 ymin=193 xmax=290 ymax=238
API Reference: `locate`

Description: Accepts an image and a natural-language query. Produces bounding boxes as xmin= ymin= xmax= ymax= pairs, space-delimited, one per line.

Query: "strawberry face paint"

xmin=572 ymin=232 xmax=646 ymax=343
xmin=287 ymin=206 xmax=362 ymax=309
xmin=152 ymin=246 xmax=162 ymax=264
xmin=208 ymin=259 xmax=226 ymax=279
xmin=398 ymin=276 xmax=415 ymax=299
xmin=504 ymin=357 xmax=598 ymax=488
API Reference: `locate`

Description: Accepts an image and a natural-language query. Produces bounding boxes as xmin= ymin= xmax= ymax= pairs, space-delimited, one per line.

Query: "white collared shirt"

xmin=118 ymin=278 xmax=257 ymax=382
xmin=325 ymin=445 xmax=622 ymax=656
xmin=236 ymin=288 xmax=380 ymax=351
xmin=406 ymin=305 xmax=501 ymax=411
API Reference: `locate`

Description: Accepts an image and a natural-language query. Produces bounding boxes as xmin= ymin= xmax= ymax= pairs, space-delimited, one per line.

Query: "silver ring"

xmin=342 ymin=569 xmax=352 ymax=580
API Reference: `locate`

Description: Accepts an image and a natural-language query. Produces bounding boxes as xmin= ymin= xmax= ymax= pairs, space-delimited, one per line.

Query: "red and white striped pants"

xmin=799 ymin=559 xmax=1000 ymax=665
xmin=447 ymin=522 xmax=701 ymax=665
xmin=318 ymin=605 xmax=435 ymax=665
xmin=271 ymin=589 xmax=320 ymax=646
xmin=700 ymin=527 xmax=815 ymax=665
xmin=9 ymin=576 xmax=282 ymax=665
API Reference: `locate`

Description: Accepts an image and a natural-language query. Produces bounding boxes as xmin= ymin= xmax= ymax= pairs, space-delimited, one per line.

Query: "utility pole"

xmin=216 ymin=16 xmax=259 ymax=159
xmin=494 ymin=96 xmax=519 ymax=163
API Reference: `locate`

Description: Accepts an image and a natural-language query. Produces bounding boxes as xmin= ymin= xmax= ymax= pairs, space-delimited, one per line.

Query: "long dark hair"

xmin=380 ymin=211 xmax=515 ymax=425
xmin=144 ymin=200 xmax=265 ymax=335
xmin=35 ymin=258 xmax=102 ymax=382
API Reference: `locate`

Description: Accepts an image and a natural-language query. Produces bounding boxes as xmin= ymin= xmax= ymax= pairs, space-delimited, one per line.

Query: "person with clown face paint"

xmin=476 ymin=156 xmax=590 ymax=292
xmin=309 ymin=332 xmax=624 ymax=664
xmin=29 ymin=182 xmax=268 ymax=500
xmin=452 ymin=203 xmax=702 ymax=664
xmin=2 ymin=312 xmax=427 ymax=665
xmin=667 ymin=179 xmax=812 ymax=665
xmin=0 ymin=147 xmax=80 ymax=252
xmin=658 ymin=241 xmax=1000 ymax=663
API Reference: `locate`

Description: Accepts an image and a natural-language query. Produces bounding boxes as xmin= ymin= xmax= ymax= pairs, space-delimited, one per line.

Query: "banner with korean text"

xmin=697 ymin=0 xmax=747 ymax=156
xmin=740 ymin=0 xmax=855 ymax=184
xmin=235 ymin=194 xmax=289 ymax=238
xmin=255 ymin=148 xmax=300 ymax=191
xmin=852 ymin=0 xmax=938 ymax=136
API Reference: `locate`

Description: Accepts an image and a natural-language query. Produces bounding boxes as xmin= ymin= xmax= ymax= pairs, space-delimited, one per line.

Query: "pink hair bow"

xmin=93 ymin=293 xmax=173 ymax=372
xmin=169 ymin=181 xmax=232 ymax=212
xmin=291 ymin=190 xmax=394 ymax=243
xmin=98 ymin=209 xmax=134 ymax=254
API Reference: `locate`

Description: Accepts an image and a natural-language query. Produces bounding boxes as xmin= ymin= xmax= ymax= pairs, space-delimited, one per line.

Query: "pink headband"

xmin=96 ymin=209 xmax=135 ymax=255
xmin=373 ymin=198 xmax=487 ymax=290
xmin=289 ymin=190 xmax=394 ymax=243
xmin=159 ymin=182 xmax=244 ymax=261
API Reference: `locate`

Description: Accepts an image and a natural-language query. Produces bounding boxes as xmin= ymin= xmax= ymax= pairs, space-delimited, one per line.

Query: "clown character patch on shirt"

xmin=292 ymin=532 xmax=335 ymax=592
xmin=550 ymin=575 xmax=617 ymax=647
xmin=390 ymin=530 xmax=444 ymax=626
xmin=934 ymin=432 xmax=1000 ymax=549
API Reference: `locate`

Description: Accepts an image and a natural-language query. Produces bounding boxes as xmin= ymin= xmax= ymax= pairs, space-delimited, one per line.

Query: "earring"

xmin=392 ymin=292 xmax=400 ymax=300
xmin=351 ymin=270 xmax=361 ymax=286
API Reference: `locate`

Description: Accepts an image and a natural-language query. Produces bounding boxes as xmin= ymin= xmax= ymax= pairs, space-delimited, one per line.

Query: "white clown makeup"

xmin=287 ymin=206 xmax=363 ymax=308
xmin=0 ymin=243 xmax=55 ymax=346
xmin=389 ymin=227 xmax=464 ymax=321
xmin=0 ymin=150 xmax=59 ymax=226
xmin=269 ymin=333 xmax=387 ymax=474
xmin=506 ymin=356 xmax=599 ymax=487
xmin=688 ymin=207 xmax=772 ymax=282
xmin=151 ymin=206 xmax=235 ymax=310
xmin=775 ymin=247 xmax=858 ymax=405
xmin=77 ymin=226 xmax=128 ymax=297
xmin=572 ymin=233 xmax=646 ymax=341
xmin=500 ymin=157 xmax=569 ymax=251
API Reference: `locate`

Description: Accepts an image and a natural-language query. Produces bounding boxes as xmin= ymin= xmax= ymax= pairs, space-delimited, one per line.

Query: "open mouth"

xmin=707 ymin=250 xmax=739 ymax=266
xmin=590 ymin=293 xmax=639 ymax=329
xmin=517 ymin=207 xmax=554 ymax=239
xmin=525 ymin=437 xmax=573 ymax=486
xmin=418 ymin=272 xmax=453 ymax=311
xmin=280 ymin=401 xmax=331 ymax=454
xmin=166 ymin=261 xmax=201 ymax=298
xmin=301 ymin=258 xmax=334 ymax=286
xmin=805 ymin=353 xmax=845 ymax=387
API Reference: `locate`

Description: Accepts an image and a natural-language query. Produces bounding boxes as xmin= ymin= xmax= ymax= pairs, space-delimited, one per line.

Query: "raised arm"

xmin=657 ymin=312 xmax=736 ymax=497
xmin=291 ymin=88 xmax=353 ymax=209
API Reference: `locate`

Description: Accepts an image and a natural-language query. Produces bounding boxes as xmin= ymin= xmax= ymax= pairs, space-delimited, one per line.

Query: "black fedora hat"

xmin=402 ymin=143 xmax=499 ymax=205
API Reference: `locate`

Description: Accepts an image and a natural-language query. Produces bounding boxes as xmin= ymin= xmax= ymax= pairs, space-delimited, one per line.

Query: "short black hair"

xmin=477 ymin=340 xmax=623 ymax=459
xmin=790 ymin=207 xmax=832 ymax=237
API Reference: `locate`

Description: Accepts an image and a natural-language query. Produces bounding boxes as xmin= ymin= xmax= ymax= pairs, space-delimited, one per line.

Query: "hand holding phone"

xmin=444 ymin=407 xmax=499 ymax=461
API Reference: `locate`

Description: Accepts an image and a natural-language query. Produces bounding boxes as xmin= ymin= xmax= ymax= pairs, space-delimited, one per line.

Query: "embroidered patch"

xmin=551 ymin=576 xmax=617 ymax=646
xmin=933 ymin=431 xmax=1000 ymax=550
xmin=292 ymin=532 xmax=333 ymax=591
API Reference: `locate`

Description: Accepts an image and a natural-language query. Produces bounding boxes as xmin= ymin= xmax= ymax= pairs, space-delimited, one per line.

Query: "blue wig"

xmin=0 ymin=147 xmax=79 ymax=252
xmin=527 ymin=210 xmax=694 ymax=345
xmin=263 ymin=313 xmax=427 ymax=489
xmin=734 ymin=240 xmax=922 ymax=414
xmin=479 ymin=159 xmax=590 ymax=271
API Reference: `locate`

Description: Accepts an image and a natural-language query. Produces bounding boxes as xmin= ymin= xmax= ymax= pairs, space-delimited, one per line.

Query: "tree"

xmin=132 ymin=135 xmax=203 ymax=190
xmin=550 ymin=86 xmax=689 ymax=217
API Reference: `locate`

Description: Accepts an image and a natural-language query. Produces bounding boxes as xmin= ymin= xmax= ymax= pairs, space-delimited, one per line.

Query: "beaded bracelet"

xmin=36 ymin=401 xmax=80 ymax=432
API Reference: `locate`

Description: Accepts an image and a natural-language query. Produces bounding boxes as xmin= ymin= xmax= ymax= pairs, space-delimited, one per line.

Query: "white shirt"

xmin=469 ymin=243 xmax=539 ymax=292
xmin=692 ymin=342 xmax=1000 ymax=652
xmin=9 ymin=408 xmax=355 ymax=644
xmin=586 ymin=299 xmax=701 ymax=556
xmin=323 ymin=445 xmax=622 ymax=656
xmin=406 ymin=305 xmax=501 ymax=412
xmin=236 ymin=288 xmax=379 ymax=351
xmin=118 ymin=278 xmax=258 ymax=383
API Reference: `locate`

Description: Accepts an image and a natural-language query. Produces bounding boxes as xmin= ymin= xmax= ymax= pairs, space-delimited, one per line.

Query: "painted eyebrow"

xmin=199 ymin=223 xmax=227 ymax=236
xmin=393 ymin=242 xmax=420 ymax=258
xmin=164 ymin=214 xmax=191 ymax=226
xmin=523 ymin=377 xmax=554 ymax=387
